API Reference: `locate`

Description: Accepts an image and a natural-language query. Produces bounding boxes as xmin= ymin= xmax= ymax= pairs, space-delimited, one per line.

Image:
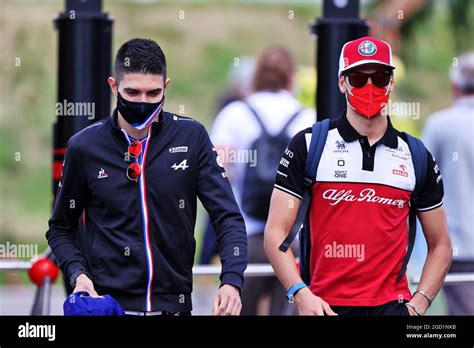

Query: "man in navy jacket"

xmin=46 ymin=38 xmax=248 ymax=315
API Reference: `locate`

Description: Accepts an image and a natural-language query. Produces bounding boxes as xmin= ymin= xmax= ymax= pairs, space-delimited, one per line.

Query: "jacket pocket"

xmin=89 ymin=230 xmax=147 ymax=293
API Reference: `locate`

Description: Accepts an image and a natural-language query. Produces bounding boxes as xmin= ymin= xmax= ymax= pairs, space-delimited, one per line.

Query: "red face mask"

xmin=345 ymin=82 xmax=390 ymax=119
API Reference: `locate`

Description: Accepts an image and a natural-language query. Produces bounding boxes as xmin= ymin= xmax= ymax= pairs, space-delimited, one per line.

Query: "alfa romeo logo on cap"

xmin=358 ymin=40 xmax=377 ymax=56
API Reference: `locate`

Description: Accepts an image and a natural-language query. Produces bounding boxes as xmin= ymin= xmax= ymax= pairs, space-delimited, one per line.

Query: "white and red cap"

xmin=338 ymin=36 xmax=395 ymax=77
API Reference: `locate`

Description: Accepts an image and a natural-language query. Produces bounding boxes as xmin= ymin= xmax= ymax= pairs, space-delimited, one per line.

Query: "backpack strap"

xmin=243 ymin=102 xmax=270 ymax=136
xmin=397 ymin=133 xmax=428 ymax=281
xmin=279 ymin=119 xmax=330 ymax=252
xmin=244 ymin=101 xmax=303 ymax=138
xmin=277 ymin=108 xmax=304 ymax=137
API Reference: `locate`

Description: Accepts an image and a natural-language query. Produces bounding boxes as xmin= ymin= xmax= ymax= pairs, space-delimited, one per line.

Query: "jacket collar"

xmin=336 ymin=112 xmax=398 ymax=148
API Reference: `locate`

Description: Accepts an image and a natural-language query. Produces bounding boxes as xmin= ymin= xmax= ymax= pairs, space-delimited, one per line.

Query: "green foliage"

xmin=447 ymin=0 xmax=474 ymax=51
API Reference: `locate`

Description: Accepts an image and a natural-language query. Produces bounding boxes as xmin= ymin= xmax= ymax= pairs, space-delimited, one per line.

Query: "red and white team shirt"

xmin=275 ymin=114 xmax=444 ymax=307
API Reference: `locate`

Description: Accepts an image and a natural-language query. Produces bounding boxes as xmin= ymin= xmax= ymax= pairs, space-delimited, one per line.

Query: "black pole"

xmin=52 ymin=0 xmax=113 ymax=198
xmin=312 ymin=0 xmax=369 ymax=121
xmin=46 ymin=0 xmax=113 ymax=296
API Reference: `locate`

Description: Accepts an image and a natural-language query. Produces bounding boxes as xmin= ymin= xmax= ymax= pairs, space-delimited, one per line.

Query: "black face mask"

xmin=117 ymin=92 xmax=164 ymax=130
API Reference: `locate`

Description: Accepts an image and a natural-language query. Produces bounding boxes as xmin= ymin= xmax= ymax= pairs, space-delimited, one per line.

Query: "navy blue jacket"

xmin=46 ymin=110 xmax=248 ymax=312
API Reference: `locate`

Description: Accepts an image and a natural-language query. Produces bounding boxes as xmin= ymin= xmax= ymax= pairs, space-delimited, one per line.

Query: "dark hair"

xmin=114 ymin=38 xmax=167 ymax=83
xmin=253 ymin=47 xmax=295 ymax=92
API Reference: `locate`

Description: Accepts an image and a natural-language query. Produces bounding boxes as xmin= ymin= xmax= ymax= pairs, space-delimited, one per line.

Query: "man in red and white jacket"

xmin=264 ymin=36 xmax=452 ymax=316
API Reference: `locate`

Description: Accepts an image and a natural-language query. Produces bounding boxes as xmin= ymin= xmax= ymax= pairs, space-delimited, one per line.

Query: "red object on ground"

xmin=28 ymin=258 xmax=59 ymax=286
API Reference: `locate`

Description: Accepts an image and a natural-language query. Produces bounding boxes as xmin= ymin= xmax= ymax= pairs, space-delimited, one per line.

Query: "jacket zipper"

xmin=121 ymin=128 xmax=154 ymax=311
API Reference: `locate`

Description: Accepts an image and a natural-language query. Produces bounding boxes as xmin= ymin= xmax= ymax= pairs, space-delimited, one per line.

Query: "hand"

xmin=73 ymin=274 xmax=99 ymax=298
xmin=294 ymin=287 xmax=337 ymax=316
xmin=406 ymin=304 xmax=418 ymax=316
xmin=213 ymin=284 xmax=242 ymax=316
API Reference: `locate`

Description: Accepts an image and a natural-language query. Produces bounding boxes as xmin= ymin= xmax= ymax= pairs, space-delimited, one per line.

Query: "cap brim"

xmin=339 ymin=60 xmax=395 ymax=76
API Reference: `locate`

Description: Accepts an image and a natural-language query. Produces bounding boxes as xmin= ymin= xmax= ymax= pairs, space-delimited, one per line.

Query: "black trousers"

xmin=331 ymin=300 xmax=410 ymax=316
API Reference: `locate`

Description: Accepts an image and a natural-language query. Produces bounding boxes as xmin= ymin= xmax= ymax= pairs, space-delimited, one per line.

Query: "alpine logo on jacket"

xmin=171 ymin=159 xmax=189 ymax=171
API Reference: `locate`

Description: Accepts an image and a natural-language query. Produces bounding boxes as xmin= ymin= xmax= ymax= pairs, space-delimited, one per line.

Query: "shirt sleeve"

xmin=196 ymin=124 xmax=248 ymax=291
xmin=45 ymin=139 xmax=90 ymax=282
xmin=274 ymin=128 xmax=311 ymax=200
xmin=413 ymin=149 xmax=444 ymax=212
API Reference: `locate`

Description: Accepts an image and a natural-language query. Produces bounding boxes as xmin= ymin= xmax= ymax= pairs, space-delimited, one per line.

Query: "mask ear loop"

xmin=384 ymin=80 xmax=392 ymax=96
xmin=343 ymin=77 xmax=354 ymax=96
xmin=378 ymin=80 xmax=392 ymax=117
xmin=343 ymin=77 xmax=356 ymax=111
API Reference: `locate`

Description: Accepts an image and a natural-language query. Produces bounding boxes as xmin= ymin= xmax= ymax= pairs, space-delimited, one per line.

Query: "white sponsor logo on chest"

xmin=169 ymin=146 xmax=188 ymax=153
xmin=322 ymin=188 xmax=407 ymax=208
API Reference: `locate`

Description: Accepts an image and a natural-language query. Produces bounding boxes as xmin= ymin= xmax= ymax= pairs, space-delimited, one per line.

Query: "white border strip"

xmin=416 ymin=201 xmax=443 ymax=212
xmin=274 ymin=184 xmax=303 ymax=200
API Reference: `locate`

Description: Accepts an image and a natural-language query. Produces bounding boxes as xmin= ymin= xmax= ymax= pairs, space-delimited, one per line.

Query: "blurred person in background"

xmin=217 ymin=56 xmax=256 ymax=110
xmin=211 ymin=47 xmax=315 ymax=315
xmin=422 ymin=51 xmax=474 ymax=315
xmin=200 ymin=56 xmax=255 ymax=265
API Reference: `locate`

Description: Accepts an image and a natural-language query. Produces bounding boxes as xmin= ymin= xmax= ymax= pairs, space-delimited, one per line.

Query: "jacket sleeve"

xmin=45 ymin=139 xmax=89 ymax=283
xmin=196 ymin=124 xmax=248 ymax=292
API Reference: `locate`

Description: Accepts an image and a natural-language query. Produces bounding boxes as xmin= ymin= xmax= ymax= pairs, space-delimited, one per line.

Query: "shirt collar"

xmin=336 ymin=112 xmax=398 ymax=148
